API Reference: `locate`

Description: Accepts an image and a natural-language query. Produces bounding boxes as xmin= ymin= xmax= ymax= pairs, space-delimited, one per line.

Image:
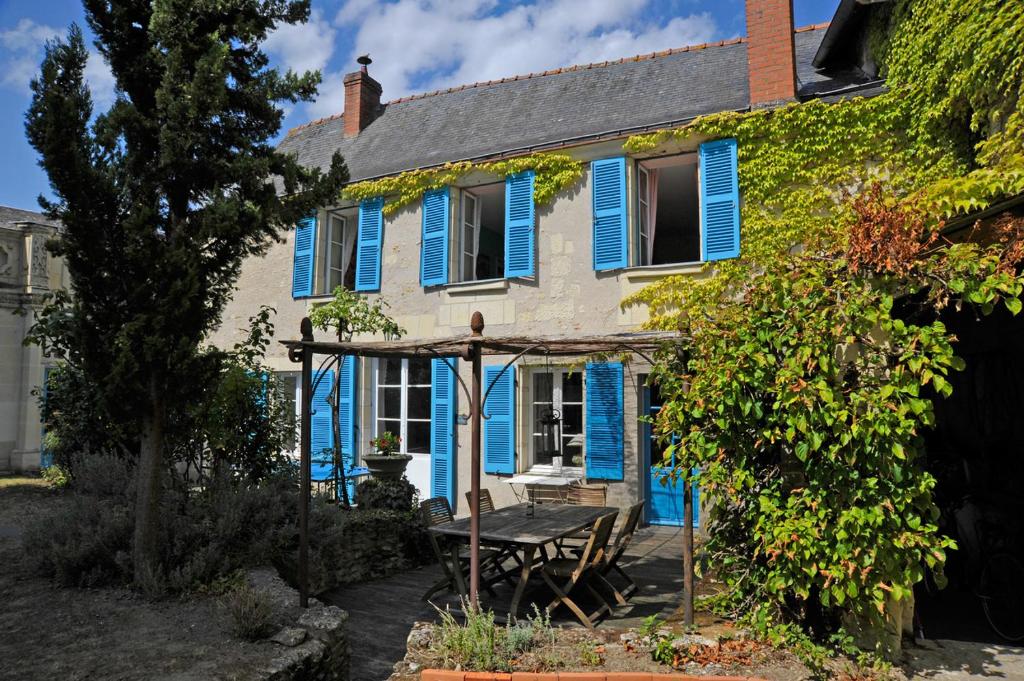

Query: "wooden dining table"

xmin=428 ymin=502 xmax=615 ymax=617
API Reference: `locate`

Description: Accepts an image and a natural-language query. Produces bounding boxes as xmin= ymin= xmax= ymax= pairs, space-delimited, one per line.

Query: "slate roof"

xmin=0 ymin=205 xmax=59 ymax=228
xmin=280 ymin=25 xmax=878 ymax=183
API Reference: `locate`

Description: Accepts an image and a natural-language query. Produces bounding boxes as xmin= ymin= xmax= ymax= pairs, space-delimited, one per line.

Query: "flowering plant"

xmin=369 ymin=431 xmax=401 ymax=456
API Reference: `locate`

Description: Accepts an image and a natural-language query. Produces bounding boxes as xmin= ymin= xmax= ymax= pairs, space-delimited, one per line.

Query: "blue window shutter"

xmin=291 ymin=215 xmax=317 ymax=298
xmin=483 ymin=365 xmax=515 ymax=474
xmin=420 ymin=187 xmax=450 ymax=287
xmin=699 ymin=138 xmax=741 ymax=261
xmin=310 ymin=368 xmax=335 ymax=482
xmin=355 ymin=197 xmax=384 ymax=291
xmin=431 ymin=358 xmax=458 ymax=506
xmin=338 ymin=356 xmax=359 ymax=501
xmin=504 ymin=171 xmax=535 ymax=278
xmin=591 ymin=157 xmax=628 ymax=271
xmin=585 ymin=362 xmax=624 ymax=480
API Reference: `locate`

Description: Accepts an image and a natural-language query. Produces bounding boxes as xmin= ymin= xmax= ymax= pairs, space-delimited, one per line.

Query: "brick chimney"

xmin=343 ymin=55 xmax=382 ymax=137
xmin=745 ymin=0 xmax=797 ymax=107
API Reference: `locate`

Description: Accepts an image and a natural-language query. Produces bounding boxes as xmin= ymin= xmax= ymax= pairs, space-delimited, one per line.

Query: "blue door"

xmin=642 ymin=380 xmax=698 ymax=527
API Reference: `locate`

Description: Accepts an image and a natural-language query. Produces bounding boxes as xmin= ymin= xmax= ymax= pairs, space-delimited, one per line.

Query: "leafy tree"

xmin=652 ymin=187 xmax=1024 ymax=649
xmin=25 ymin=0 xmax=347 ymax=584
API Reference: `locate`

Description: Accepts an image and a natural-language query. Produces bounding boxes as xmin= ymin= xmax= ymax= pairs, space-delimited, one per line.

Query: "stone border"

xmin=421 ymin=672 xmax=768 ymax=681
xmin=246 ymin=568 xmax=351 ymax=681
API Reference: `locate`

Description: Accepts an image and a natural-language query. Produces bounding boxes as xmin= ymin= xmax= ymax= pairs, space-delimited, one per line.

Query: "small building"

xmin=0 ymin=206 xmax=65 ymax=472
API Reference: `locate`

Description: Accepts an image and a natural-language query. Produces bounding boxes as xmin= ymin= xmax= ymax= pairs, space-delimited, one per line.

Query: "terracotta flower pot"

xmin=363 ymin=454 xmax=412 ymax=480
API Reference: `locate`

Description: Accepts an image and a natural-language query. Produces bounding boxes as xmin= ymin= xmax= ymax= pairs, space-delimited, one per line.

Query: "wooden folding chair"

xmin=540 ymin=511 xmax=618 ymax=628
xmin=465 ymin=488 xmax=496 ymax=513
xmin=593 ymin=501 xmax=645 ymax=605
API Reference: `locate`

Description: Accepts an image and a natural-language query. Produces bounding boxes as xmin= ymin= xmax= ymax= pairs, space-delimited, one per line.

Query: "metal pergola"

xmin=281 ymin=311 xmax=696 ymax=622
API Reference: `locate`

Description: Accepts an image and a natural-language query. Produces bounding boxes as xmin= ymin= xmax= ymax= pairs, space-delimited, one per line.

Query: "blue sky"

xmin=0 ymin=0 xmax=839 ymax=210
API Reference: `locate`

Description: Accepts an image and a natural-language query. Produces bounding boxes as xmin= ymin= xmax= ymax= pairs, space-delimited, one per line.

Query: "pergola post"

xmin=298 ymin=318 xmax=314 ymax=608
xmin=682 ymin=478 xmax=694 ymax=625
xmin=467 ymin=311 xmax=484 ymax=606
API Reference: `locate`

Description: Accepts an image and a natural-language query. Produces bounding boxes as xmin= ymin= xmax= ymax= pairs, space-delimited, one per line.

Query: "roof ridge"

xmin=285 ymin=22 xmax=830 ymax=138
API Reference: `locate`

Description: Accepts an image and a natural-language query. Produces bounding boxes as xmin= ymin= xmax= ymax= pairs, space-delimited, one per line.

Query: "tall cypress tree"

xmin=26 ymin=0 xmax=347 ymax=583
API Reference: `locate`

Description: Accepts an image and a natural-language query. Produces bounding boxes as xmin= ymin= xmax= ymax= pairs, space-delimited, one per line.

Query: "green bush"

xmin=40 ymin=464 xmax=69 ymax=489
xmin=273 ymin=499 xmax=430 ymax=594
xmin=23 ymin=471 xmax=298 ymax=593
xmin=355 ymin=476 xmax=418 ymax=511
xmin=432 ymin=604 xmax=556 ymax=672
xmin=222 ymin=584 xmax=276 ymax=641
xmin=23 ymin=494 xmax=133 ymax=587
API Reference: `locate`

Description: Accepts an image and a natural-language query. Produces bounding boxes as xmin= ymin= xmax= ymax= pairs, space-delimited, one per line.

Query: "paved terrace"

xmin=322 ymin=526 xmax=686 ymax=681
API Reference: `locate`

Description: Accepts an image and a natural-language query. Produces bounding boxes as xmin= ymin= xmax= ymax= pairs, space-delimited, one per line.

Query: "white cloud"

xmin=84 ymin=51 xmax=117 ymax=110
xmin=0 ymin=18 xmax=61 ymax=93
xmin=264 ymin=8 xmax=337 ymax=75
xmin=0 ymin=17 xmax=116 ymax=110
xmin=324 ymin=0 xmax=718 ymax=107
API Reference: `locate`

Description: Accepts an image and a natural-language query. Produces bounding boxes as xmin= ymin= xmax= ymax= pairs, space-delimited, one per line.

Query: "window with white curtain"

xmin=635 ymin=154 xmax=701 ymax=266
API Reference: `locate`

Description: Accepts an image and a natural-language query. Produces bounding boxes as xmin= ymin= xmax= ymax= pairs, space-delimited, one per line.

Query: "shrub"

xmin=67 ymin=453 xmax=134 ymax=497
xmin=23 ymin=494 xmax=133 ymax=587
xmin=222 ymin=584 xmax=275 ymax=641
xmin=23 ymin=470 xmax=298 ymax=593
xmin=355 ymin=476 xmax=417 ymax=512
xmin=279 ymin=500 xmax=430 ymax=594
xmin=432 ymin=604 xmax=556 ymax=672
xmin=40 ymin=464 xmax=68 ymax=489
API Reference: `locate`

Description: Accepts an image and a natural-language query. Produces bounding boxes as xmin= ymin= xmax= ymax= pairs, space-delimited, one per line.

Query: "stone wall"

xmin=0 ymin=218 xmax=66 ymax=472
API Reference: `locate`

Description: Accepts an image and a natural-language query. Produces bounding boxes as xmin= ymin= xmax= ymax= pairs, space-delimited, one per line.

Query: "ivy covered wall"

xmin=624 ymin=0 xmax=1024 ymax=326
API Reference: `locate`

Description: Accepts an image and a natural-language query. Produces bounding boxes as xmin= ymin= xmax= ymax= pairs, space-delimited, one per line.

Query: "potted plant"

xmin=364 ymin=431 xmax=411 ymax=480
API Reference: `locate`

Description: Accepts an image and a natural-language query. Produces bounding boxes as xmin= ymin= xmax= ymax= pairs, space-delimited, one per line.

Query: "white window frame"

xmin=372 ymin=358 xmax=431 ymax=456
xmin=637 ymin=165 xmax=651 ymax=267
xmin=324 ymin=213 xmax=348 ymax=293
xmin=459 ymin=190 xmax=481 ymax=282
xmin=633 ymin=154 xmax=703 ymax=268
xmin=527 ymin=368 xmax=585 ymax=475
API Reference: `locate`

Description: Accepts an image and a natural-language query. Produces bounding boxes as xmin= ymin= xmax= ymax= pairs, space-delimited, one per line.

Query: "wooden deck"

xmin=320 ymin=525 xmax=686 ymax=681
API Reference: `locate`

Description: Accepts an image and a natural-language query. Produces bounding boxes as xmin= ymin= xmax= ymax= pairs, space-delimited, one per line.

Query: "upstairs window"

xmin=324 ymin=211 xmax=356 ymax=293
xmin=636 ymin=155 xmax=701 ymax=266
xmin=459 ymin=183 xmax=506 ymax=282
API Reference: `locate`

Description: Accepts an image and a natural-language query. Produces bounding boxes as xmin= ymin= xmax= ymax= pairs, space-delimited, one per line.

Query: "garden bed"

xmin=387 ymin=619 xmax=812 ymax=681
xmin=0 ymin=476 xmax=346 ymax=680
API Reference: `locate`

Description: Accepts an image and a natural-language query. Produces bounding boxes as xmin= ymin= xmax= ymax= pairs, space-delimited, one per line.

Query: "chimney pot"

xmin=745 ymin=0 xmax=797 ymax=107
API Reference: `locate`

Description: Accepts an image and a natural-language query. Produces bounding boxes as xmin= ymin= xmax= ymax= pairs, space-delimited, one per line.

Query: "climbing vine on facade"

xmin=623 ymin=0 xmax=1024 ymax=661
xmin=342 ymin=153 xmax=583 ymax=217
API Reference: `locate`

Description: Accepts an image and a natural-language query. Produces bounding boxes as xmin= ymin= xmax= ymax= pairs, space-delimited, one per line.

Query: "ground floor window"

xmin=529 ymin=368 xmax=584 ymax=471
xmin=636 ymin=154 xmax=700 ymax=266
xmin=373 ymin=358 xmax=431 ymax=455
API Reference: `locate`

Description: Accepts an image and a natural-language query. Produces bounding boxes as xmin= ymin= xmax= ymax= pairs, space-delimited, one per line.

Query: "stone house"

xmin=210 ymin=0 xmax=883 ymax=522
xmin=0 ymin=206 xmax=66 ymax=472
